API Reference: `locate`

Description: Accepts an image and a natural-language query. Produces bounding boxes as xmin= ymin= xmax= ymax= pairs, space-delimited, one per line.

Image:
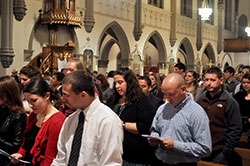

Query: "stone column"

xmin=169 ymin=0 xmax=177 ymax=47
xmin=158 ymin=61 xmax=166 ymax=74
xmin=217 ymin=0 xmax=224 ymax=54
xmin=84 ymin=0 xmax=95 ymax=33
xmin=121 ymin=58 xmax=130 ymax=68
xmin=196 ymin=0 xmax=202 ymax=51
xmin=0 ymin=0 xmax=2 ymax=15
xmin=98 ymin=59 xmax=109 ymax=73
xmin=0 ymin=0 xmax=14 ymax=68
xmin=133 ymin=0 xmax=142 ymax=41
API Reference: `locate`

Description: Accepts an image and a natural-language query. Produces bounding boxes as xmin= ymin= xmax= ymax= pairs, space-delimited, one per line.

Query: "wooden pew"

xmin=240 ymin=136 xmax=248 ymax=142
xmin=197 ymin=161 xmax=224 ymax=166
xmin=235 ymin=147 xmax=250 ymax=166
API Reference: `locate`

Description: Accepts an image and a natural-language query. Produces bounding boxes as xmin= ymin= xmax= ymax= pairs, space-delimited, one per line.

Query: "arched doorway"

xmin=143 ymin=31 xmax=166 ymax=73
xmin=224 ymin=62 xmax=229 ymax=70
xmin=236 ymin=64 xmax=244 ymax=73
xmin=177 ymin=37 xmax=194 ymax=70
xmin=221 ymin=53 xmax=233 ymax=70
xmin=202 ymin=43 xmax=216 ymax=70
xmin=98 ymin=21 xmax=130 ymax=72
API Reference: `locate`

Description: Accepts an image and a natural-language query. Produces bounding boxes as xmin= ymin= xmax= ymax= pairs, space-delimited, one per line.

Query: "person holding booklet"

xmin=106 ymin=68 xmax=159 ymax=165
xmin=51 ymin=70 xmax=123 ymax=165
xmin=11 ymin=79 xmax=66 ymax=166
xmin=0 ymin=76 xmax=27 ymax=166
xmin=149 ymin=73 xmax=212 ymax=166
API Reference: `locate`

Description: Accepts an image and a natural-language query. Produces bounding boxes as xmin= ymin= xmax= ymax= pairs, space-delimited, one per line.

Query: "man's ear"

xmin=220 ymin=77 xmax=224 ymax=85
xmin=80 ymin=91 xmax=87 ymax=98
xmin=180 ymin=85 xmax=186 ymax=93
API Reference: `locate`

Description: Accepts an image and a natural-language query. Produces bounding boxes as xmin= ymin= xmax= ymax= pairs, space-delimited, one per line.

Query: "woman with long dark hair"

xmin=11 ymin=79 xmax=65 ymax=166
xmin=96 ymin=73 xmax=110 ymax=92
xmin=234 ymin=73 xmax=250 ymax=134
xmin=107 ymin=68 xmax=159 ymax=165
xmin=149 ymin=73 xmax=164 ymax=100
xmin=185 ymin=71 xmax=202 ymax=101
xmin=0 ymin=76 xmax=27 ymax=166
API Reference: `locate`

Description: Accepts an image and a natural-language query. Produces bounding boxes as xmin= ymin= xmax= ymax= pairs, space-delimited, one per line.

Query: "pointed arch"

xmin=201 ymin=42 xmax=216 ymax=68
xmin=97 ymin=21 xmax=130 ymax=67
xmin=203 ymin=42 xmax=216 ymax=62
xmin=221 ymin=53 xmax=233 ymax=68
xmin=143 ymin=30 xmax=167 ymax=62
xmin=178 ymin=37 xmax=194 ymax=70
xmin=101 ymin=39 xmax=116 ymax=61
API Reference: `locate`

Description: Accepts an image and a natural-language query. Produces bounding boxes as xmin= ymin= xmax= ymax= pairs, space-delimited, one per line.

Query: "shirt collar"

xmin=174 ymin=93 xmax=191 ymax=110
xmin=206 ymin=89 xmax=224 ymax=100
xmin=77 ymin=97 xmax=100 ymax=121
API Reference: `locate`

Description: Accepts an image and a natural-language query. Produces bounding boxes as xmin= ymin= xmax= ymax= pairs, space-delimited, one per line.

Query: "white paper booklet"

xmin=0 ymin=149 xmax=31 ymax=164
xmin=141 ymin=134 xmax=162 ymax=142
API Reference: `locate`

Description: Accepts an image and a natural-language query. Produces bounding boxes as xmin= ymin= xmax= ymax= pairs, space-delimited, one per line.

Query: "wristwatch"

xmin=122 ymin=122 xmax=126 ymax=129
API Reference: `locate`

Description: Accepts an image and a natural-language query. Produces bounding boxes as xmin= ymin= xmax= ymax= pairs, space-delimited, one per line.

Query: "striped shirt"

xmin=151 ymin=94 xmax=212 ymax=164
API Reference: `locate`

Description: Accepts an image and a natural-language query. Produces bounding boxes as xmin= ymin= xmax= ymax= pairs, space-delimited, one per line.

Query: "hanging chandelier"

xmin=198 ymin=0 xmax=213 ymax=21
xmin=245 ymin=27 xmax=250 ymax=37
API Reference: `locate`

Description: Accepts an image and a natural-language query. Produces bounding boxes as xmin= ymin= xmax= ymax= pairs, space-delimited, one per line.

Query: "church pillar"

xmin=217 ymin=0 xmax=224 ymax=54
xmin=0 ymin=0 xmax=14 ymax=68
xmin=84 ymin=0 xmax=95 ymax=33
xmin=0 ymin=0 xmax=2 ymax=15
xmin=166 ymin=50 xmax=175 ymax=74
xmin=196 ymin=0 xmax=202 ymax=51
xmin=98 ymin=60 xmax=109 ymax=74
xmin=158 ymin=61 xmax=167 ymax=75
xmin=169 ymin=0 xmax=177 ymax=47
xmin=133 ymin=0 xmax=143 ymax=41
xmin=121 ymin=58 xmax=130 ymax=68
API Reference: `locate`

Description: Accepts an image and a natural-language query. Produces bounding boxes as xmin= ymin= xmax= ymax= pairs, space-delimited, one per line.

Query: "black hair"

xmin=53 ymin=72 xmax=65 ymax=82
xmin=108 ymin=70 xmax=114 ymax=78
xmin=224 ymin=66 xmax=235 ymax=76
xmin=23 ymin=79 xmax=58 ymax=101
xmin=139 ymin=76 xmax=151 ymax=87
xmin=174 ymin=62 xmax=187 ymax=72
xmin=242 ymin=65 xmax=250 ymax=72
xmin=206 ymin=66 xmax=223 ymax=79
xmin=20 ymin=65 xmax=41 ymax=79
xmin=62 ymin=70 xmax=95 ymax=97
xmin=242 ymin=73 xmax=250 ymax=81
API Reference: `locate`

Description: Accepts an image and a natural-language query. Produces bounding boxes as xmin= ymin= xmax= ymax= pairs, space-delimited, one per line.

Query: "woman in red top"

xmin=11 ymin=79 xmax=66 ymax=166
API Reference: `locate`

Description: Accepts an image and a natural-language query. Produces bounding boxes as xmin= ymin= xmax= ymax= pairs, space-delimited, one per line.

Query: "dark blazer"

xmin=148 ymin=94 xmax=164 ymax=113
xmin=107 ymin=95 xmax=157 ymax=164
xmin=0 ymin=106 xmax=27 ymax=166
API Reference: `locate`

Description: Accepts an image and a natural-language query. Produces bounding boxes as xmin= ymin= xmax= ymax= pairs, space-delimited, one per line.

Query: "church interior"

xmin=0 ymin=0 xmax=250 ymax=76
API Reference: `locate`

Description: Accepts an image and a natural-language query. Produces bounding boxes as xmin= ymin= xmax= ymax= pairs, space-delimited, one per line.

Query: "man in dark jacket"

xmin=138 ymin=76 xmax=164 ymax=112
xmin=197 ymin=67 xmax=242 ymax=165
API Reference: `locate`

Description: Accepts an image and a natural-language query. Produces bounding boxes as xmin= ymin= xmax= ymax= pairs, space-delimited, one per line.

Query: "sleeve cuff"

xmin=150 ymin=131 xmax=159 ymax=137
xmin=174 ymin=141 xmax=184 ymax=151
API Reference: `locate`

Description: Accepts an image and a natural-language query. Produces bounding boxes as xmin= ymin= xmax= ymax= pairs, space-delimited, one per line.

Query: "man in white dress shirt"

xmin=51 ymin=70 xmax=123 ymax=166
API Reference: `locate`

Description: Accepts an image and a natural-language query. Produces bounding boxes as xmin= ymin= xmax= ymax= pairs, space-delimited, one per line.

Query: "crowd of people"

xmin=0 ymin=59 xmax=250 ymax=166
